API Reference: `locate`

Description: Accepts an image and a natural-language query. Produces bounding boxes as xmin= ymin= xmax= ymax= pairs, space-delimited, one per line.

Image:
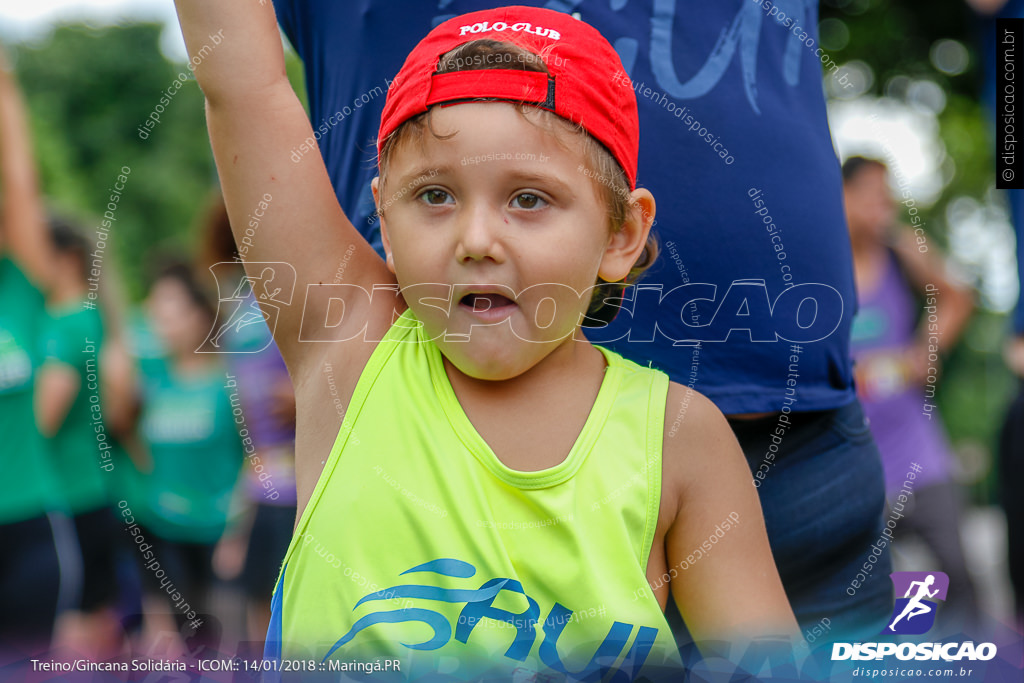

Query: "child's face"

xmin=147 ymin=278 xmax=209 ymax=357
xmin=375 ymin=102 xmax=638 ymax=381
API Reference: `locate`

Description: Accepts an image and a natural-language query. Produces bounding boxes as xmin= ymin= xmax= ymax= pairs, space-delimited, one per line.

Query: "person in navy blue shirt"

xmin=274 ymin=0 xmax=891 ymax=641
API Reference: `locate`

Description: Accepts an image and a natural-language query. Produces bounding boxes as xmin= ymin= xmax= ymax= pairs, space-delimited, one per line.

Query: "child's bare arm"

xmin=662 ymin=384 xmax=799 ymax=644
xmin=0 ymin=45 xmax=53 ymax=287
xmin=171 ymin=0 xmax=396 ymax=370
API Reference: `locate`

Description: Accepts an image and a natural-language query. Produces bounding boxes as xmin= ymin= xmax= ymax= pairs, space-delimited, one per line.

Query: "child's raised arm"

xmin=0 ymin=44 xmax=53 ymax=288
xmin=172 ymin=0 xmax=396 ymax=369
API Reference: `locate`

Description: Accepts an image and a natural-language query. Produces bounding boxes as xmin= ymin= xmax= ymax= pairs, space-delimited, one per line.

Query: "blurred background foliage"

xmin=8 ymin=22 xmax=307 ymax=300
xmin=3 ymin=2 xmax=1017 ymax=499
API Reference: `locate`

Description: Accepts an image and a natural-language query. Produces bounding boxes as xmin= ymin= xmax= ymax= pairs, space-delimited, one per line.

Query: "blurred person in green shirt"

xmin=0 ymin=43 xmax=141 ymax=661
xmin=35 ymin=218 xmax=140 ymax=658
xmin=131 ymin=259 xmax=244 ymax=657
xmin=0 ymin=44 xmax=72 ymax=661
xmin=0 ymin=256 xmax=64 ymax=660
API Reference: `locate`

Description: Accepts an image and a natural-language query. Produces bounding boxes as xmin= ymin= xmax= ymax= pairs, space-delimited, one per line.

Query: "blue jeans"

xmin=730 ymin=399 xmax=893 ymax=642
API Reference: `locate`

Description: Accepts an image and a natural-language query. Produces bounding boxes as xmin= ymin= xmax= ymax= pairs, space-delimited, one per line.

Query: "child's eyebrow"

xmin=394 ymin=166 xmax=576 ymax=198
xmin=504 ymin=170 xmax=575 ymax=197
xmin=394 ymin=165 xmax=450 ymax=189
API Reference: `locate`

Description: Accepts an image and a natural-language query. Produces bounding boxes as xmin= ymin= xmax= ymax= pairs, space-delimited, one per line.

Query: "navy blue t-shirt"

xmin=276 ymin=0 xmax=857 ymax=414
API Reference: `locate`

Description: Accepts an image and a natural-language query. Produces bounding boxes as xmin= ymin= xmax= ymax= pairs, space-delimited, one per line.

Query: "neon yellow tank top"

xmin=265 ymin=309 xmax=682 ymax=680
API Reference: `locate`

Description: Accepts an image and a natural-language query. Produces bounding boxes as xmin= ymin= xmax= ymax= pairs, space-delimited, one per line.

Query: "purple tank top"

xmin=850 ymin=251 xmax=953 ymax=494
xmin=223 ymin=290 xmax=297 ymax=505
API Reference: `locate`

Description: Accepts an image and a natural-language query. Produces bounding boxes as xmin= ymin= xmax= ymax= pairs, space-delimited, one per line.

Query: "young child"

xmin=132 ymin=260 xmax=244 ymax=654
xmin=173 ymin=2 xmax=798 ymax=678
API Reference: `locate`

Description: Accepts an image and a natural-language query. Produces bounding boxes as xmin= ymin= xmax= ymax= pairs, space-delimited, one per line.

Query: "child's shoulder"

xmin=660 ymin=380 xmax=747 ymax=504
xmin=663 ymin=381 xmax=725 ymax=428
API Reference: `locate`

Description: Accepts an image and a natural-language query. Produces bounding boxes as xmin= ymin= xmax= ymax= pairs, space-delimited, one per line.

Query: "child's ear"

xmin=598 ymin=188 xmax=656 ymax=283
xmin=371 ymin=177 xmax=397 ymax=275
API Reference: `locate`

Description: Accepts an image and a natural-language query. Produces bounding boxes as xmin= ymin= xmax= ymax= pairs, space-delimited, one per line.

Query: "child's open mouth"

xmin=459 ymin=291 xmax=518 ymax=322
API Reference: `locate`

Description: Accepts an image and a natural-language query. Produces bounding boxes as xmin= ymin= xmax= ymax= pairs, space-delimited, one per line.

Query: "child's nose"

xmin=454 ymin=206 xmax=506 ymax=264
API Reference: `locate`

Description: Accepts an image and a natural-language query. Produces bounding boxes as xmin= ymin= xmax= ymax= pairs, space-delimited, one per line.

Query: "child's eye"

xmin=511 ymin=193 xmax=546 ymax=210
xmin=418 ymin=189 xmax=453 ymax=205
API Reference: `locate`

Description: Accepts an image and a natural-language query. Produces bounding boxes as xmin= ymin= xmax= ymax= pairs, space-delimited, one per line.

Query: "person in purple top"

xmin=199 ymin=197 xmax=298 ymax=644
xmin=843 ymin=156 xmax=979 ymax=626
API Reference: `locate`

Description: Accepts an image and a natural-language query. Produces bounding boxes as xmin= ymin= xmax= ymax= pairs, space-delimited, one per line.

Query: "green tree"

xmin=10 ymin=22 xmax=307 ymax=299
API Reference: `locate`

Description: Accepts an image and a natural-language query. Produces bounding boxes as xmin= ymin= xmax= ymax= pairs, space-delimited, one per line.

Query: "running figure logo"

xmin=202 ymin=261 xmax=295 ymax=353
xmin=883 ymin=571 xmax=949 ymax=635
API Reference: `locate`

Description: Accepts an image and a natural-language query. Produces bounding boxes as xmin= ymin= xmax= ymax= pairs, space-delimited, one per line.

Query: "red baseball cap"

xmin=377 ymin=6 xmax=639 ymax=188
